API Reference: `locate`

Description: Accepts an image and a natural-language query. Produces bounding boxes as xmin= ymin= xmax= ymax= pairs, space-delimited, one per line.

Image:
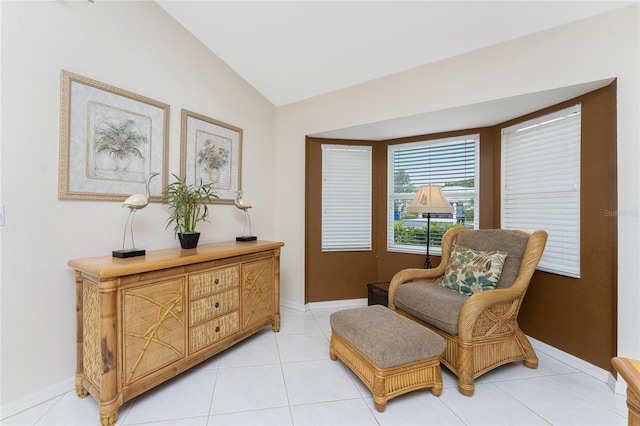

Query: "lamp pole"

xmin=406 ymin=185 xmax=453 ymax=270
xmin=424 ymin=212 xmax=432 ymax=269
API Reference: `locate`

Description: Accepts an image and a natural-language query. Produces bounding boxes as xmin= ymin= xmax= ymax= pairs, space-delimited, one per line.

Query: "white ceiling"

xmin=156 ymin=1 xmax=633 ymax=139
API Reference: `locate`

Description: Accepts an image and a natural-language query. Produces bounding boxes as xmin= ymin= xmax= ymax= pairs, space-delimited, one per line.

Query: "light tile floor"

xmin=1 ymin=306 xmax=629 ymax=425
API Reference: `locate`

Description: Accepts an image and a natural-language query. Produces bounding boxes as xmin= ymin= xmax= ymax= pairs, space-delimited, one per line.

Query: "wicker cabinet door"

xmin=122 ymin=278 xmax=185 ymax=386
xmin=241 ymin=257 xmax=275 ymax=330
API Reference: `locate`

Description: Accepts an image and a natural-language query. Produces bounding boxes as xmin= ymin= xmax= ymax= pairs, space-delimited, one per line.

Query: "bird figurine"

xmin=234 ymin=190 xmax=252 ymax=210
xmin=117 ymin=172 xmax=160 ymax=256
xmin=234 ymin=190 xmax=256 ymax=241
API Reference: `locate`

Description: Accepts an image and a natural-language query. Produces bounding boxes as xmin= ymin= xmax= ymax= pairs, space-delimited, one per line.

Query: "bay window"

xmin=388 ymin=135 xmax=479 ymax=255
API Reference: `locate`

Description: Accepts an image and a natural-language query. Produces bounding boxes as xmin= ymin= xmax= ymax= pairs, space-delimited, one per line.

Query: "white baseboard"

xmin=528 ymin=336 xmax=626 ymax=395
xmin=0 ymin=377 xmax=74 ymax=421
xmin=609 ymin=372 xmax=628 ymax=395
xmin=306 ymin=298 xmax=368 ymax=310
xmin=280 ymin=298 xmax=307 ymax=312
xmin=280 ymin=298 xmax=368 ymax=312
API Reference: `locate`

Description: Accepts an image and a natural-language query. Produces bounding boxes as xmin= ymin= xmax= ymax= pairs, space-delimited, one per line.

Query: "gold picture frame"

xmin=180 ymin=109 xmax=242 ymax=204
xmin=59 ymin=70 xmax=169 ymax=202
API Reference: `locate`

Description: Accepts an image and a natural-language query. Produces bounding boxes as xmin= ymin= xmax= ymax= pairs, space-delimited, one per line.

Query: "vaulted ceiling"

xmin=156 ymin=1 xmax=632 ymax=138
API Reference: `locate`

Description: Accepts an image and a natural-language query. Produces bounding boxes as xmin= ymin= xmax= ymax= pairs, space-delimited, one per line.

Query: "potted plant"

xmin=163 ymin=174 xmax=219 ymax=249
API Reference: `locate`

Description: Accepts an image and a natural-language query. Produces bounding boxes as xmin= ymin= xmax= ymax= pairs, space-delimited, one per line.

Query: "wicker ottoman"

xmin=329 ymin=305 xmax=446 ymax=412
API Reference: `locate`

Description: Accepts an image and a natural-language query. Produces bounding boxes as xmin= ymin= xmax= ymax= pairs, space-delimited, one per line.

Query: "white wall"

xmin=0 ymin=1 xmax=277 ymax=408
xmin=275 ymin=5 xmax=639 ymax=357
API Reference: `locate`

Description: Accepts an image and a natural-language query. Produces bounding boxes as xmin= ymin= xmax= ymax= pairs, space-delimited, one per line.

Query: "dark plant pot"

xmin=178 ymin=232 xmax=200 ymax=249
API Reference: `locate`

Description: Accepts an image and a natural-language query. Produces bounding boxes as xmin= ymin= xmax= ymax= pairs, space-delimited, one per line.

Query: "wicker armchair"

xmin=388 ymin=227 xmax=548 ymax=396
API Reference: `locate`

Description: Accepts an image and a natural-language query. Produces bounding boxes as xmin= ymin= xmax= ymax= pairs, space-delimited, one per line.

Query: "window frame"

xmin=501 ymin=104 xmax=581 ymax=278
xmin=321 ymin=144 xmax=373 ymax=252
xmin=387 ymin=135 xmax=480 ymax=256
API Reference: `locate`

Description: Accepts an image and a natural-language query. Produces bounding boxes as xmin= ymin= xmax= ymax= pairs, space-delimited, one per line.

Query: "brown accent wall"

xmin=305 ymin=83 xmax=617 ymax=371
xmin=502 ymin=83 xmax=618 ymax=372
xmin=305 ymin=138 xmax=382 ymax=303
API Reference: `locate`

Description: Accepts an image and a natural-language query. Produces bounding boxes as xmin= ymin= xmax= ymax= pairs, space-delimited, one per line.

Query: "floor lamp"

xmin=407 ymin=185 xmax=454 ymax=269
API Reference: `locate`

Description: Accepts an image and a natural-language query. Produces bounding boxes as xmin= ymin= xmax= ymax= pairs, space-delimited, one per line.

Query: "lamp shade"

xmin=407 ymin=185 xmax=454 ymax=214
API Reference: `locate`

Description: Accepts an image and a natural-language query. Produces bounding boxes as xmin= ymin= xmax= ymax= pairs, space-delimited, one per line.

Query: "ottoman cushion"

xmin=330 ymin=305 xmax=445 ymax=369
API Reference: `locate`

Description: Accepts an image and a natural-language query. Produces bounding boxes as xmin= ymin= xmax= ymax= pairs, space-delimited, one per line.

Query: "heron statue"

xmin=234 ymin=190 xmax=256 ymax=241
xmin=113 ymin=172 xmax=160 ymax=257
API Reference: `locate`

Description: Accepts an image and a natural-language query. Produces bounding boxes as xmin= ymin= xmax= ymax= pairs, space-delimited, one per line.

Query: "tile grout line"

xmin=274 ymin=320 xmax=296 ymax=425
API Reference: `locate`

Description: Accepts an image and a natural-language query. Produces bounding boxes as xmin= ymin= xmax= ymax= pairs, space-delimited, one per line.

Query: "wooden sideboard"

xmin=68 ymin=240 xmax=284 ymax=426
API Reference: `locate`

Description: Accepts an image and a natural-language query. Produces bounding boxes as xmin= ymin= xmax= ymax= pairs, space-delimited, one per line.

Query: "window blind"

xmin=501 ymin=105 xmax=581 ymax=277
xmin=321 ymin=145 xmax=372 ymax=252
xmin=391 ymin=140 xmax=477 ymax=188
xmin=387 ymin=136 xmax=479 ymax=253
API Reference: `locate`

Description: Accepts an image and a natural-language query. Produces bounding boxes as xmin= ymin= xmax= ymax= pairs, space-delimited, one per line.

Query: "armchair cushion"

xmin=440 ymin=244 xmax=507 ymax=295
xmin=455 ymin=229 xmax=529 ymax=289
xmin=394 ymin=283 xmax=469 ymax=335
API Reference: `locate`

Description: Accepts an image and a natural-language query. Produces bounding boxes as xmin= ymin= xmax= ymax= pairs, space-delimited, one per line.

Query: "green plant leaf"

xmin=163 ymin=174 xmax=220 ymax=237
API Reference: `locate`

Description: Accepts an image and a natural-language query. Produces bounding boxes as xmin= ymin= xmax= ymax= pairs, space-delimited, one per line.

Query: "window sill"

xmin=387 ymin=245 xmax=443 ymax=257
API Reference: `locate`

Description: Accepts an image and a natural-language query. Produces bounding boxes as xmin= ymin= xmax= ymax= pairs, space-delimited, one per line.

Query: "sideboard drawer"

xmin=189 ymin=265 xmax=239 ymax=298
xmin=189 ymin=310 xmax=240 ymax=353
xmin=189 ymin=288 xmax=239 ymax=326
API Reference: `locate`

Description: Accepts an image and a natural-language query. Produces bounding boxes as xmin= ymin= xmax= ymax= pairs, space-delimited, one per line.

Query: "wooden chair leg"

xmin=457 ymin=343 xmax=475 ymax=396
xmin=515 ymin=328 xmax=538 ymax=369
xmin=458 ymin=381 xmax=474 ymax=396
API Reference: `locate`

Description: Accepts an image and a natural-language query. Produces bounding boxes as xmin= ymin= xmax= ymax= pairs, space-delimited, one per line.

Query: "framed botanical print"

xmin=58 ymin=70 xmax=169 ymax=202
xmin=180 ymin=109 xmax=242 ymax=204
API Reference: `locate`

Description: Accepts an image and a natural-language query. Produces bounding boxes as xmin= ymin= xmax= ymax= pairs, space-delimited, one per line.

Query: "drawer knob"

xmin=214 ymin=278 xmax=219 ymax=285
xmin=215 ymin=302 xmax=220 ymax=308
xmin=215 ymin=326 xmax=220 ymax=333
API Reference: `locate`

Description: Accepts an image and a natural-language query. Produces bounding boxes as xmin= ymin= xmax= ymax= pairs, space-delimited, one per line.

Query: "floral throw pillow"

xmin=440 ymin=244 xmax=508 ymax=295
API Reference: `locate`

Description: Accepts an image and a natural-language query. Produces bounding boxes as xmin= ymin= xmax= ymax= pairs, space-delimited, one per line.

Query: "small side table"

xmin=367 ymin=282 xmax=390 ymax=306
